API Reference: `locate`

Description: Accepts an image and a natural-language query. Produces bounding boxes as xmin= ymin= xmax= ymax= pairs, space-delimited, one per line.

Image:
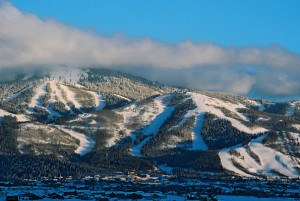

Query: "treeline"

xmin=31 ymin=106 xmax=50 ymax=122
xmin=102 ymin=93 xmax=131 ymax=109
xmin=262 ymin=131 xmax=300 ymax=158
xmin=0 ymin=76 xmax=40 ymax=101
xmin=152 ymin=150 xmax=223 ymax=172
xmin=262 ymin=102 xmax=290 ymax=115
xmin=142 ymin=99 xmax=196 ymax=157
xmin=82 ymin=149 xmax=154 ymax=172
xmin=0 ymin=116 xmax=19 ymax=154
xmin=40 ymin=83 xmax=51 ymax=107
xmin=0 ymin=155 xmax=96 ymax=180
xmin=65 ymin=85 xmax=96 ymax=112
xmin=79 ymin=68 xmax=166 ymax=101
xmin=167 ymin=92 xmax=190 ymax=106
xmin=238 ymin=108 xmax=296 ymax=132
xmin=201 ymin=113 xmax=259 ymax=149
xmin=0 ymin=87 xmax=35 ymax=114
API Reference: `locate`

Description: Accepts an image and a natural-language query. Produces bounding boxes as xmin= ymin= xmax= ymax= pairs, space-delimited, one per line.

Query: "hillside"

xmin=0 ymin=68 xmax=300 ymax=180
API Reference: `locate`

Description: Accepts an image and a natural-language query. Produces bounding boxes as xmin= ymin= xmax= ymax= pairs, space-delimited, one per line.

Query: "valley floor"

xmin=0 ymin=177 xmax=300 ymax=201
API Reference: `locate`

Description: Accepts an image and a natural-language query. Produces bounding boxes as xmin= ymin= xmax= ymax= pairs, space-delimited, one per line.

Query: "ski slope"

xmin=48 ymin=81 xmax=72 ymax=111
xmin=1 ymin=86 xmax=32 ymax=102
xmin=131 ymin=99 xmax=175 ymax=156
xmin=191 ymin=114 xmax=208 ymax=150
xmin=0 ymin=109 xmax=28 ymax=121
xmin=29 ymin=81 xmax=72 ymax=116
xmin=219 ymin=134 xmax=300 ymax=178
xmin=28 ymin=83 xmax=48 ymax=110
xmin=54 ymin=125 xmax=95 ymax=156
xmin=88 ymin=91 xmax=105 ymax=110
xmin=286 ymin=103 xmax=296 ymax=116
xmin=188 ymin=92 xmax=267 ymax=134
xmin=59 ymin=84 xmax=82 ymax=109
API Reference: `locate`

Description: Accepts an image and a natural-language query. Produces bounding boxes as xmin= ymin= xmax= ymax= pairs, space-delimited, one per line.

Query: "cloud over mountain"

xmin=1 ymin=2 xmax=300 ymax=98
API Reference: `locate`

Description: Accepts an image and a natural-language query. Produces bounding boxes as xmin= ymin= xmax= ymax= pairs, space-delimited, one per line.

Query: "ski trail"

xmin=131 ymin=96 xmax=175 ymax=157
xmin=54 ymin=125 xmax=95 ymax=156
xmin=191 ymin=113 xmax=208 ymax=150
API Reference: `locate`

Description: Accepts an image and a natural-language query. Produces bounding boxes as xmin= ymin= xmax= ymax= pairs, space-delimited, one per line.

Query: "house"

xmin=63 ymin=190 xmax=78 ymax=196
xmin=6 ymin=196 xmax=18 ymax=201
xmin=29 ymin=194 xmax=43 ymax=200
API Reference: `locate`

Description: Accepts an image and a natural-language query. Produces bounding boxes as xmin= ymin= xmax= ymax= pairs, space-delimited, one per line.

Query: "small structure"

xmin=48 ymin=193 xmax=64 ymax=199
xmin=29 ymin=194 xmax=43 ymax=200
xmin=63 ymin=190 xmax=78 ymax=196
xmin=6 ymin=196 xmax=19 ymax=201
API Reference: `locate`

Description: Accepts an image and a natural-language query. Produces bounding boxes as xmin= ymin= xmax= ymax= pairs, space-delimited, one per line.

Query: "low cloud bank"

xmin=1 ymin=2 xmax=300 ymax=98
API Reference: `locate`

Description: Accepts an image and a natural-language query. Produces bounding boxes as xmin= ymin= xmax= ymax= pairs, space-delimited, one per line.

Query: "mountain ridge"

xmin=0 ymin=68 xmax=300 ymax=180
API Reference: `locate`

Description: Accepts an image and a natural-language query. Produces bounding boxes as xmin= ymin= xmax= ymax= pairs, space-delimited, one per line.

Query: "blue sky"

xmin=1 ymin=1 xmax=300 ymax=99
xmin=10 ymin=0 xmax=300 ymax=54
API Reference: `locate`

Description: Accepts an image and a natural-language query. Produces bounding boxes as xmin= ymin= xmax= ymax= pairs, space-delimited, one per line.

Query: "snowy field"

xmin=54 ymin=125 xmax=95 ymax=155
xmin=0 ymin=108 xmax=28 ymax=121
xmin=216 ymin=196 xmax=295 ymax=201
xmin=0 ymin=195 xmax=295 ymax=201
xmin=188 ymin=92 xmax=267 ymax=134
xmin=219 ymin=133 xmax=300 ymax=178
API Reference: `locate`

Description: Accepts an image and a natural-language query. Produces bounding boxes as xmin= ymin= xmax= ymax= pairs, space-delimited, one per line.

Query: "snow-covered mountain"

xmin=0 ymin=68 xmax=300 ymax=179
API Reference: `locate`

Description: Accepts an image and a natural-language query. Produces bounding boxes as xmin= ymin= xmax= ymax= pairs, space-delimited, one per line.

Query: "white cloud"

xmin=1 ymin=2 xmax=300 ymax=98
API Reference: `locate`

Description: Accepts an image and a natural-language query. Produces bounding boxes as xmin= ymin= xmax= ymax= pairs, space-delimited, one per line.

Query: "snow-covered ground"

xmin=1 ymin=86 xmax=32 ymax=102
xmin=158 ymin=164 xmax=173 ymax=174
xmin=49 ymin=81 xmax=72 ymax=111
xmin=256 ymin=102 xmax=266 ymax=112
xmin=120 ymin=91 xmax=268 ymax=156
xmin=288 ymin=132 xmax=300 ymax=141
xmin=292 ymin=124 xmax=300 ymax=131
xmin=130 ymin=95 xmax=175 ymax=156
xmin=50 ymin=68 xmax=88 ymax=84
xmin=219 ymin=134 xmax=300 ymax=178
xmin=164 ymin=91 xmax=267 ymax=151
xmin=219 ymin=145 xmax=254 ymax=178
xmin=28 ymin=81 xmax=70 ymax=117
xmin=188 ymin=92 xmax=267 ymax=134
xmin=216 ymin=196 xmax=294 ymax=201
xmin=59 ymin=84 xmax=82 ymax=109
xmin=0 ymin=194 xmax=293 ymax=201
xmin=143 ymin=96 xmax=175 ymax=136
xmin=88 ymin=91 xmax=105 ymax=110
xmin=286 ymin=102 xmax=296 ymax=116
xmin=191 ymin=114 xmax=208 ymax=150
xmin=113 ymin=95 xmax=170 ymax=148
xmin=114 ymin=93 xmax=132 ymax=101
xmin=28 ymin=83 xmax=48 ymax=110
xmin=54 ymin=125 xmax=95 ymax=156
xmin=0 ymin=109 xmax=28 ymax=121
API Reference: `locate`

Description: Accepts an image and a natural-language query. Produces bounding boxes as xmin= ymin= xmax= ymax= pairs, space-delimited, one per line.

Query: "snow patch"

xmin=188 ymin=92 xmax=267 ymax=134
xmin=219 ymin=134 xmax=300 ymax=178
xmin=114 ymin=93 xmax=131 ymax=101
xmin=50 ymin=68 xmax=87 ymax=84
xmin=28 ymin=82 xmax=48 ymax=109
xmin=191 ymin=113 xmax=208 ymax=150
xmin=257 ymin=117 xmax=269 ymax=121
xmin=48 ymin=81 xmax=71 ymax=111
xmin=292 ymin=124 xmax=300 ymax=130
xmin=158 ymin=164 xmax=173 ymax=174
xmin=130 ymin=95 xmax=175 ymax=156
xmin=0 ymin=109 xmax=28 ymax=121
xmin=88 ymin=91 xmax=105 ymax=110
xmin=54 ymin=125 xmax=95 ymax=156
xmin=286 ymin=103 xmax=296 ymax=116
xmin=1 ymin=86 xmax=33 ymax=102
xmin=59 ymin=84 xmax=82 ymax=109
xmin=219 ymin=149 xmax=254 ymax=177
